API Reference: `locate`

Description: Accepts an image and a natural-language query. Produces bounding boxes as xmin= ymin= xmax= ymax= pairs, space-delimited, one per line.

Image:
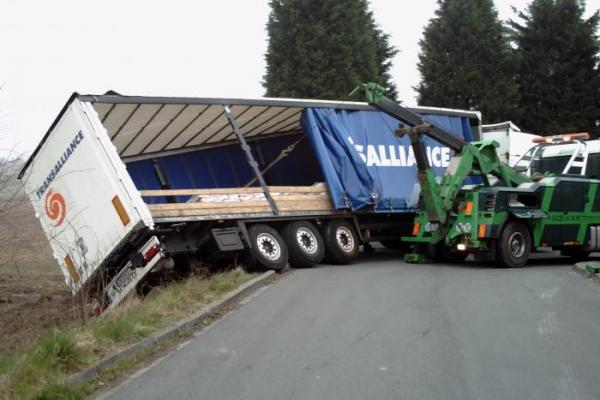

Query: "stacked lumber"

xmin=141 ymin=185 xmax=333 ymax=218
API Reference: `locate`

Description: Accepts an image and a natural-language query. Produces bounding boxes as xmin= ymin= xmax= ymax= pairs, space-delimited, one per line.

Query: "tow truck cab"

xmin=447 ymin=134 xmax=600 ymax=266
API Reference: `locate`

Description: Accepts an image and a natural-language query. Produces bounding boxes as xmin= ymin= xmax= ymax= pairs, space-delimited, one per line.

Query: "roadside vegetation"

xmin=0 ymin=157 xmax=73 ymax=358
xmin=0 ymin=159 xmax=257 ymax=399
xmin=0 ymin=267 xmax=255 ymax=400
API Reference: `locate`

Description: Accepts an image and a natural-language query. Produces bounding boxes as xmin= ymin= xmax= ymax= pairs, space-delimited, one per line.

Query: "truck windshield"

xmin=530 ymin=155 xmax=570 ymax=175
xmin=530 ymin=152 xmax=600 ymax=178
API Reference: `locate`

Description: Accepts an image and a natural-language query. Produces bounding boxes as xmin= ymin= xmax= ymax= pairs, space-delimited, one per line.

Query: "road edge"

xmin=572 ymin=262 xmax=600 ymax=284
xmin=68 ymin=270 xmax=276 ymax=385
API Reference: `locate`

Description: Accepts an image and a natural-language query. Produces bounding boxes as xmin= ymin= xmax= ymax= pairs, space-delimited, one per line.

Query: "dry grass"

xmin=0 ymin=199 xmax=75 ymax=355
xmin=0 ymin=268 xmax=255 ymax=400
xmin=0 ymin=160 xmax=82 ymax=355
xmin=0 ymin=163 xmax=258 ymax=399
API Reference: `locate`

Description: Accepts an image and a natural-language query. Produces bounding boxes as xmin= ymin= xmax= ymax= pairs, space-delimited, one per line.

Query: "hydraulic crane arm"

xmin=351 ymin=83 xmax=530 ymax=228
xmin=350 ymin=82 xmax=468 ymax=152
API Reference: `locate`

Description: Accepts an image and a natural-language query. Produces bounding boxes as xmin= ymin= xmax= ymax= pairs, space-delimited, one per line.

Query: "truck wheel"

xmin=323 ymin=220 xmax=360 ymax=264
xmin=283 ymin=221 xmax=324 ymax=268
xmin=248 ymin=224 xmax=289 ymax=272
xmin=497 ymin=221 xmax=531 ymax=268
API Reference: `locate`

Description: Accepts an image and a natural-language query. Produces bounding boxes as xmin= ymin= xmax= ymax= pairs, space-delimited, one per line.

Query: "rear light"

xmin=458 ymin=201 xmax=474 ymax=214
xmin=478 ymin=224 xmax=487 ymax=238
xmin=465 ymin=201 xmax=474 ymax=216
xmin=412 ymin=223 xmax=420 ymax=236
xmin=143 ymin=244 xmax=161 ymax=262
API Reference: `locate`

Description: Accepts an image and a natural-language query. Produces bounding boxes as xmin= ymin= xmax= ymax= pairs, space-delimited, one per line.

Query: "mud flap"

xmin=404 ymin=252 xmax=429 ymax=263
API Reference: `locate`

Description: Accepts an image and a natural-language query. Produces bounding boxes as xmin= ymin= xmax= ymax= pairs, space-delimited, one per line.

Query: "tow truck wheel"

xmin=248 ymin=224 xmax=289 ymax=272
xmin=283 ymin=221 xmax=324 ymax=268
xmin=497 ymin=221 xmax=531 ymax=268
xmin=323 ymin=220 xmax=360 ymax=264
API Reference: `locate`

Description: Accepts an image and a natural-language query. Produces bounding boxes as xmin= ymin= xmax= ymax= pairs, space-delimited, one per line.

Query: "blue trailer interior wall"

xmin=302 ymin=108 xmax=473 ymax=212
xmin=252 ymin=135 xmax=323 ymax=186
xmin=125 ymin=133 xmax=324 ymax=203
xmin=125 ymin=107 xmax=473 ymax=212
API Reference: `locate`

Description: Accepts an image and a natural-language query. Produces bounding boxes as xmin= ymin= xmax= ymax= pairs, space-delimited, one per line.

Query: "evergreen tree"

xmin=511 ymin=0 xmax=600 ymax=134
xmin=263 ymin=0 xmax=398 ymax=100
xmin=417 ymin=0 xmax=520 ymax=123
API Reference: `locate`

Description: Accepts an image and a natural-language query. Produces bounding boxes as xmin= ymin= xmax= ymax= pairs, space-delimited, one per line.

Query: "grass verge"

xmin=0 ymin=268 xmax=255 ymax=400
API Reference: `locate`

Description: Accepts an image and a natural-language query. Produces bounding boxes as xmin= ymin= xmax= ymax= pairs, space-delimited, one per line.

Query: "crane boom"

xmin=352 ymin=83 xmax=530 ymax=242
xmin=351 ymin=82 xmax=600 ymax=268
xmin=350 ymin=82 xmax=468 ymax=152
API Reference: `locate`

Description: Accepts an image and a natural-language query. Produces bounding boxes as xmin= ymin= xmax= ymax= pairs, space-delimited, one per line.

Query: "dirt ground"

xmin=0 ymin=199 xmax=79 ymax=354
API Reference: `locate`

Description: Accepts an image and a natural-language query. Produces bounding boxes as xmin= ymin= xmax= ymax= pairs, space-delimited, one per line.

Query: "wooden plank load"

xmin=141 ymin=185 xmax=334 ymax=219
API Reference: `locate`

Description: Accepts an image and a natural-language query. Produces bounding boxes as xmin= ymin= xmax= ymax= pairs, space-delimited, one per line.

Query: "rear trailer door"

xmin=21 ymin=98 xmax=153 ymax=293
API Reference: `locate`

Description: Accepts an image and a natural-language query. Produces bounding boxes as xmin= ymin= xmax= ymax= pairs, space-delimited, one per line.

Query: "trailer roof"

xmin=481 ymin=121 xmax=522 ymax=133
xmin=19 ymin=92 xmax=482 ymax=178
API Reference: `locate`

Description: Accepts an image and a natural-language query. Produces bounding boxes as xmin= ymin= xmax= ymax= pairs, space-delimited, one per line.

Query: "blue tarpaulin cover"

xmin=126 ymin=106 xmax=474 ymax=214
xmin=302 ymin=108 xmax=473 ymax=213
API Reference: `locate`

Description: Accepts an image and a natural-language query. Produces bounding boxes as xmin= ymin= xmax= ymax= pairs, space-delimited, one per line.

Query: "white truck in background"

xmin=482 ymin=121 xmax=538 ymax=166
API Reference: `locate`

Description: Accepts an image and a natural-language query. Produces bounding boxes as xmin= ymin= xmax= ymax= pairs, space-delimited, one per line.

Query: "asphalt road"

xmin=100 ymin=251 xmax=600 ymax=400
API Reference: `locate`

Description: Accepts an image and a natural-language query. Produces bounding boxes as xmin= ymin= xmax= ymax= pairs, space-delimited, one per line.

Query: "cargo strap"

xmin=224 ymin=105 xmax=279 ymax=215
xmin=244 ymin=135 xmax=307 ymax=187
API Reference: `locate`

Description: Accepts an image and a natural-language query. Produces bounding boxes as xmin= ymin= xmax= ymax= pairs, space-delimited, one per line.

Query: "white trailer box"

xmin=482 ymin=121 xmax=538 ymax=166
xmin=19 ymin=97 xmax=154 ymax=294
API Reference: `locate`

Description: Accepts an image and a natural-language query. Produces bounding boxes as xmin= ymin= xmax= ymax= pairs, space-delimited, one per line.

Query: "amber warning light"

xmin=532 ymin=132 xmax=590 ymax=144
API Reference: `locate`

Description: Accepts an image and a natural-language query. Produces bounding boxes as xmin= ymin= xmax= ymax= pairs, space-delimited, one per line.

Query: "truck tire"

xmin=248 ymin=224 xmax=289 ymax=272
xmin=497 ymin=221 xmax=531 ymax=268
xmin=323 ymin=220 xmax=360 ymax=264
xmin=283 ymin=221 xmax=324 ymax=268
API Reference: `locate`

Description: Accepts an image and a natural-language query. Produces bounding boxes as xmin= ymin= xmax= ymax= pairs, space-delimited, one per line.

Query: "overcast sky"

xmin=1 ymin=0 xmax=599 ymax=155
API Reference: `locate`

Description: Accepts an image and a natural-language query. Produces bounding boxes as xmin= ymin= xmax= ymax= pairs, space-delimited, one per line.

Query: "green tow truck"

xmin=354 ymin=83 xmax=600 ymax=267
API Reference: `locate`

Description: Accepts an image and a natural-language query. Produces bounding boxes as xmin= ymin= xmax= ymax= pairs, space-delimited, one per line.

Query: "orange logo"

xmin=45 ymin=189 xmax=66 ymax=227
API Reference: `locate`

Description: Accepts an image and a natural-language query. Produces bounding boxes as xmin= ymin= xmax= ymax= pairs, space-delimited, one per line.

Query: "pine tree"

xmin=511 ymin=0 xmax=600 ymax=134
xmin=263 ymin=0 xmax=398 ymax=100
xmin=417 ymin=0 xmax=520 ymax=123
